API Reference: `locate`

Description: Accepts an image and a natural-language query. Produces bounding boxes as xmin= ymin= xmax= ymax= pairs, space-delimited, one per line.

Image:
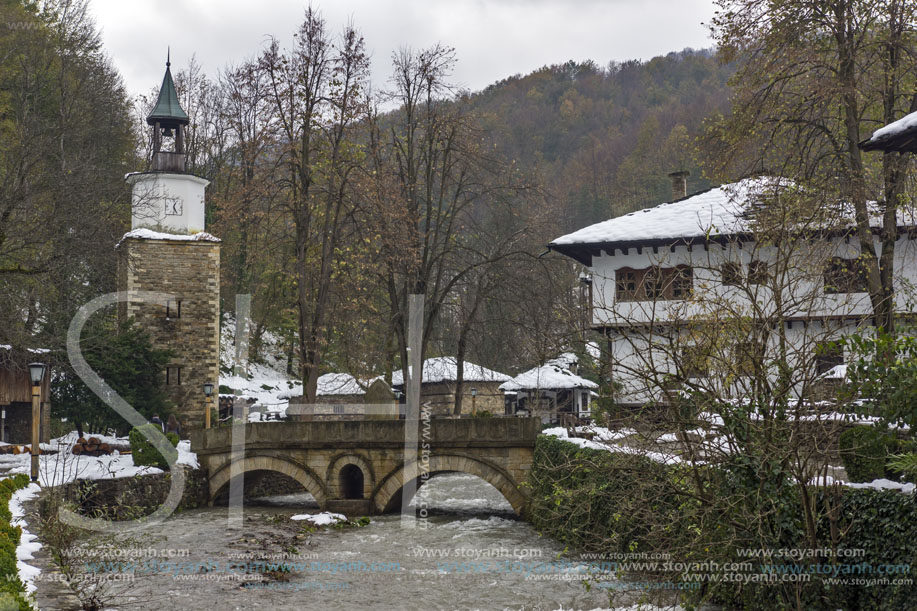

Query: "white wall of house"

xmin=591 ymin=237 xmax=917 ymax=327
xmin=591 ymin=236 xmax=917 ymax=405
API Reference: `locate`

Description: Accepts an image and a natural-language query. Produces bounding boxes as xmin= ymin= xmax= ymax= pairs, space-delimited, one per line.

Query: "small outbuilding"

xmin=283 ymin=373 xmax=398 ymax=420
xmin=501 ymin=355 xmax=598 ymax=424
xmin=391 ymin=357 xmax=511 ymax=416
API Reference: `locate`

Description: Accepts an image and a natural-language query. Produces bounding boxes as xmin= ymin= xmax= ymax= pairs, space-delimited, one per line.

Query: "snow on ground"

xmin=176 ymin=440 xmax=198 ymax=469
xmin=542 ymin=427 xmax=683 ymax=465
xmin=10 ymin=482 xmax=42 ymax=593
xmin=290 ymin=512 xmax=346 ymax=526
xmin=219 ymin=317 xmax=301 ymax=418
xmin=545 ymin=428 xmax=915 ymax=493
xmin=221 ymin=361 xmax=301 ymax=407
xmin=808 ymin=475 xmax=915 ymax=494
xmin=0 ymin=433 xmax=198 ymax=486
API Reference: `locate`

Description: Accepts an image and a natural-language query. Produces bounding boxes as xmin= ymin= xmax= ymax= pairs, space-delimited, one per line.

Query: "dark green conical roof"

xmin=146 ymin=59 xmax=189 ymax=127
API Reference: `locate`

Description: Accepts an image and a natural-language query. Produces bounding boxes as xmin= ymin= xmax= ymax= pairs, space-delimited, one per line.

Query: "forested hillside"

xmin=468 ymin=50 xmax=732 ymax=233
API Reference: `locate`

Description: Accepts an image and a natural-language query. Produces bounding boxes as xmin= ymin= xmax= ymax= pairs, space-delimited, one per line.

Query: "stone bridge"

xmin=189 ymin=418 xmax=539 ymax=516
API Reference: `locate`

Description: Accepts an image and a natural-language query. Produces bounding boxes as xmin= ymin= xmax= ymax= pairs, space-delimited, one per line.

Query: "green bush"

xmin=0 ymin=475 xmax=35 ymax=610
xmin=129 ymin=424 xmax=179 ymax=470
xmin=528 ymin=433 xmax=917 ymax=611
xmin=886 ymin=452 xmax=917 ymax=479
xmin=839 ymin=426 xmax=905 ymax=482
xmin=814 ymin=488 xmax=917 ymax=611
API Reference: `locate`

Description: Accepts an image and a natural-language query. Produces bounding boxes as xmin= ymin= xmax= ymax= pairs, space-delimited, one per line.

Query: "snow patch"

xmin=0 ymin=432 xmax=198 ymax=486
xmin=117 ymin=228 xmax=221 ymax=247
xmin=542 ymin=427 xmax=682 ymax=465
xmin=808 ymin=475 xmax=914 ymax=494
xmin=10 ymin=483 xmax=41 ymax=593
xmin=291 ymin=512 xmax=346 ymax=526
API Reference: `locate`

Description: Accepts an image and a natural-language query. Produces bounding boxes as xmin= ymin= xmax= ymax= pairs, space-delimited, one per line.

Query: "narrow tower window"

xmin=166 ymin=299 xmax=182 ymax=319
xmin=166 ymin=366 xmax=182 ymax=386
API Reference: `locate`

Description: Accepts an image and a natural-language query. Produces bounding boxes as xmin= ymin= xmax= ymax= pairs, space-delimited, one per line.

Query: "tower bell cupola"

xmin=147 ymin=52 xmax=190 ymax=172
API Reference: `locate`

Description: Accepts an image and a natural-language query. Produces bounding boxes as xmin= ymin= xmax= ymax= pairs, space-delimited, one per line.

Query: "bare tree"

xmin=261 ymin=8 xmax=370 ymax=402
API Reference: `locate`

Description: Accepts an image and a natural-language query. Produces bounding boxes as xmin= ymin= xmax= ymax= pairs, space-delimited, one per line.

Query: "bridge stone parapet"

xmin=190 ymin=418 xmax=539 ymax=516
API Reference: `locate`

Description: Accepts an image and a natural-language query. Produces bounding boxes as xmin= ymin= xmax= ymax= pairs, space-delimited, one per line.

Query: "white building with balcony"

xmin=548 ymin=178 xmax=917 ymax=406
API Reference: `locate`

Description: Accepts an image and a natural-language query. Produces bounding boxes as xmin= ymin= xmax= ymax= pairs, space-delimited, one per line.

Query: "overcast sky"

xmin=89 ymin=0 xmax=718 ymax=100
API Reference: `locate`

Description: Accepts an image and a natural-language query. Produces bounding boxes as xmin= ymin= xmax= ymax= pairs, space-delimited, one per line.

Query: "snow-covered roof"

xmin=117 ymin=228 xmax=221 ymax=248
xmin=315 ymin=372 xmax=366 ymax=396
xmin=391 ymin=357 xmax=511 ymax=386
xmin=862 ymin=110 xmax=917 ymax=152
xmin=549 ymin=177 xmax=917 ymax=264
xmin=500 ymin=362 xmax=598 ymax=392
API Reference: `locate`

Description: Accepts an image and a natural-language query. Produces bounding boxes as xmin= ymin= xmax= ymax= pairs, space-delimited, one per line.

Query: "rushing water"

xmin=63 ymin=474 xmax=650 ymax=611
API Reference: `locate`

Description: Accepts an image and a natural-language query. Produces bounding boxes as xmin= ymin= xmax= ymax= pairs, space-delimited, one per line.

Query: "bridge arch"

xmin=208 ymin=455 xmax=328 ymax=507
xmin=373 ymin=454 xmax=527 ymax=515
xmin=326 ymin=453 xmax=375 ymax=500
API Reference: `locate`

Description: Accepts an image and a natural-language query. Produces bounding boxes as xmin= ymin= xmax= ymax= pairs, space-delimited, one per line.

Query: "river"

xmin=53 ymin=473 xmax=649 ymax=611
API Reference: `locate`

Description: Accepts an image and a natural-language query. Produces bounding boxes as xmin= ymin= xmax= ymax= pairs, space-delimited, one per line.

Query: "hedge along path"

xmin=0 ymin=474 xmax=37 ymax=610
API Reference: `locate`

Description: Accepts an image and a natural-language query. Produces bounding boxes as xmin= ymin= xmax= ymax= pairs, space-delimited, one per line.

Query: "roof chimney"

xmin=668 ymin=170 xmax=689 ymax=200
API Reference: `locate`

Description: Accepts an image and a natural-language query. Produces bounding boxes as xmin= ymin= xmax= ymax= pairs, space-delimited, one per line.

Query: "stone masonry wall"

xmin=118 ymin=238 xmax=220 ymax=434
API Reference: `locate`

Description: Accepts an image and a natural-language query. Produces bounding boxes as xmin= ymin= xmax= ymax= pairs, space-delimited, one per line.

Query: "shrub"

xmin=886 ymin=452 xmax=917 ymax=480
xmin=838 ymin=426 xmax=898 ymax=482
xmin=528 ymin=433 xmax=917 ymax=610
xmin=129 ymin=424 xmax=179 ymax=470
xmin=0 ymin=475 xmax=35 ymax=610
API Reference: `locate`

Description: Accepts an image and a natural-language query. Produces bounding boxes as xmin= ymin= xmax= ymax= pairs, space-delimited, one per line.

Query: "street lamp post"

xmin=471 ymin=387 xmax=477 ymax=416
xmin=203 ymin=383 xmax=214 ymax=429
xmin=28 ymin=362 xmax=46 ymax=483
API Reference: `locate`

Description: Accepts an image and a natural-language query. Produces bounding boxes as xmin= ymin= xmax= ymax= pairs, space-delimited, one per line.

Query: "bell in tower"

xmin=147 ymin=52 xmax=190 ymax=172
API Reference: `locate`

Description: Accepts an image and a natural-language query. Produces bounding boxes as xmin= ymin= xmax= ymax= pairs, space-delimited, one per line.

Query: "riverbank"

xmin=526 ymin=432 xmax=917 ymax=610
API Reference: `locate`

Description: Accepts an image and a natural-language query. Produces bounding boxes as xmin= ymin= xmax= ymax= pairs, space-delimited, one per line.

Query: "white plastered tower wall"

xmin=127 ymin=172 xmax=209 ymax=234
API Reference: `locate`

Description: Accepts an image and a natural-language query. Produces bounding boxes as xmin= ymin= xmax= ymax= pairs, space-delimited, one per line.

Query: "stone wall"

xmin=117 ymin=237 xmax=220 ymax=433
xmin=61 ymin=467 xmax=209 ymax=520
xmin=419 ymin=381 xmax=506 ymax=415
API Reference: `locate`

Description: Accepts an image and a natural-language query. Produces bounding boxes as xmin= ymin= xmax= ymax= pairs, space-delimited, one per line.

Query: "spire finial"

xmin=167 ymin=46 xmax=170 ymax=67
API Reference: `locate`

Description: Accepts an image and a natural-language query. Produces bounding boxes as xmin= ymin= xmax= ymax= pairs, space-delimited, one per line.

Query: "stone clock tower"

xmin=117 ymin=57 xmax=220 ymax=432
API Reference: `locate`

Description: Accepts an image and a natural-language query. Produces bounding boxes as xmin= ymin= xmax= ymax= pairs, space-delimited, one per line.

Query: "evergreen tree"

xmin=51 ymin=319 xmax=172 ymax=436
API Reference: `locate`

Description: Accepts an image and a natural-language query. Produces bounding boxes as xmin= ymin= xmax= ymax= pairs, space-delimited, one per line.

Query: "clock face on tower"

xmin=164 ymin=197 xmax=183 ymax=216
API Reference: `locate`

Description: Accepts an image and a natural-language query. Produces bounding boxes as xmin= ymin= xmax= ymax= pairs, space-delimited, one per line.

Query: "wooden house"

xmin=0 ymin=346 xmax=51 ymax=444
